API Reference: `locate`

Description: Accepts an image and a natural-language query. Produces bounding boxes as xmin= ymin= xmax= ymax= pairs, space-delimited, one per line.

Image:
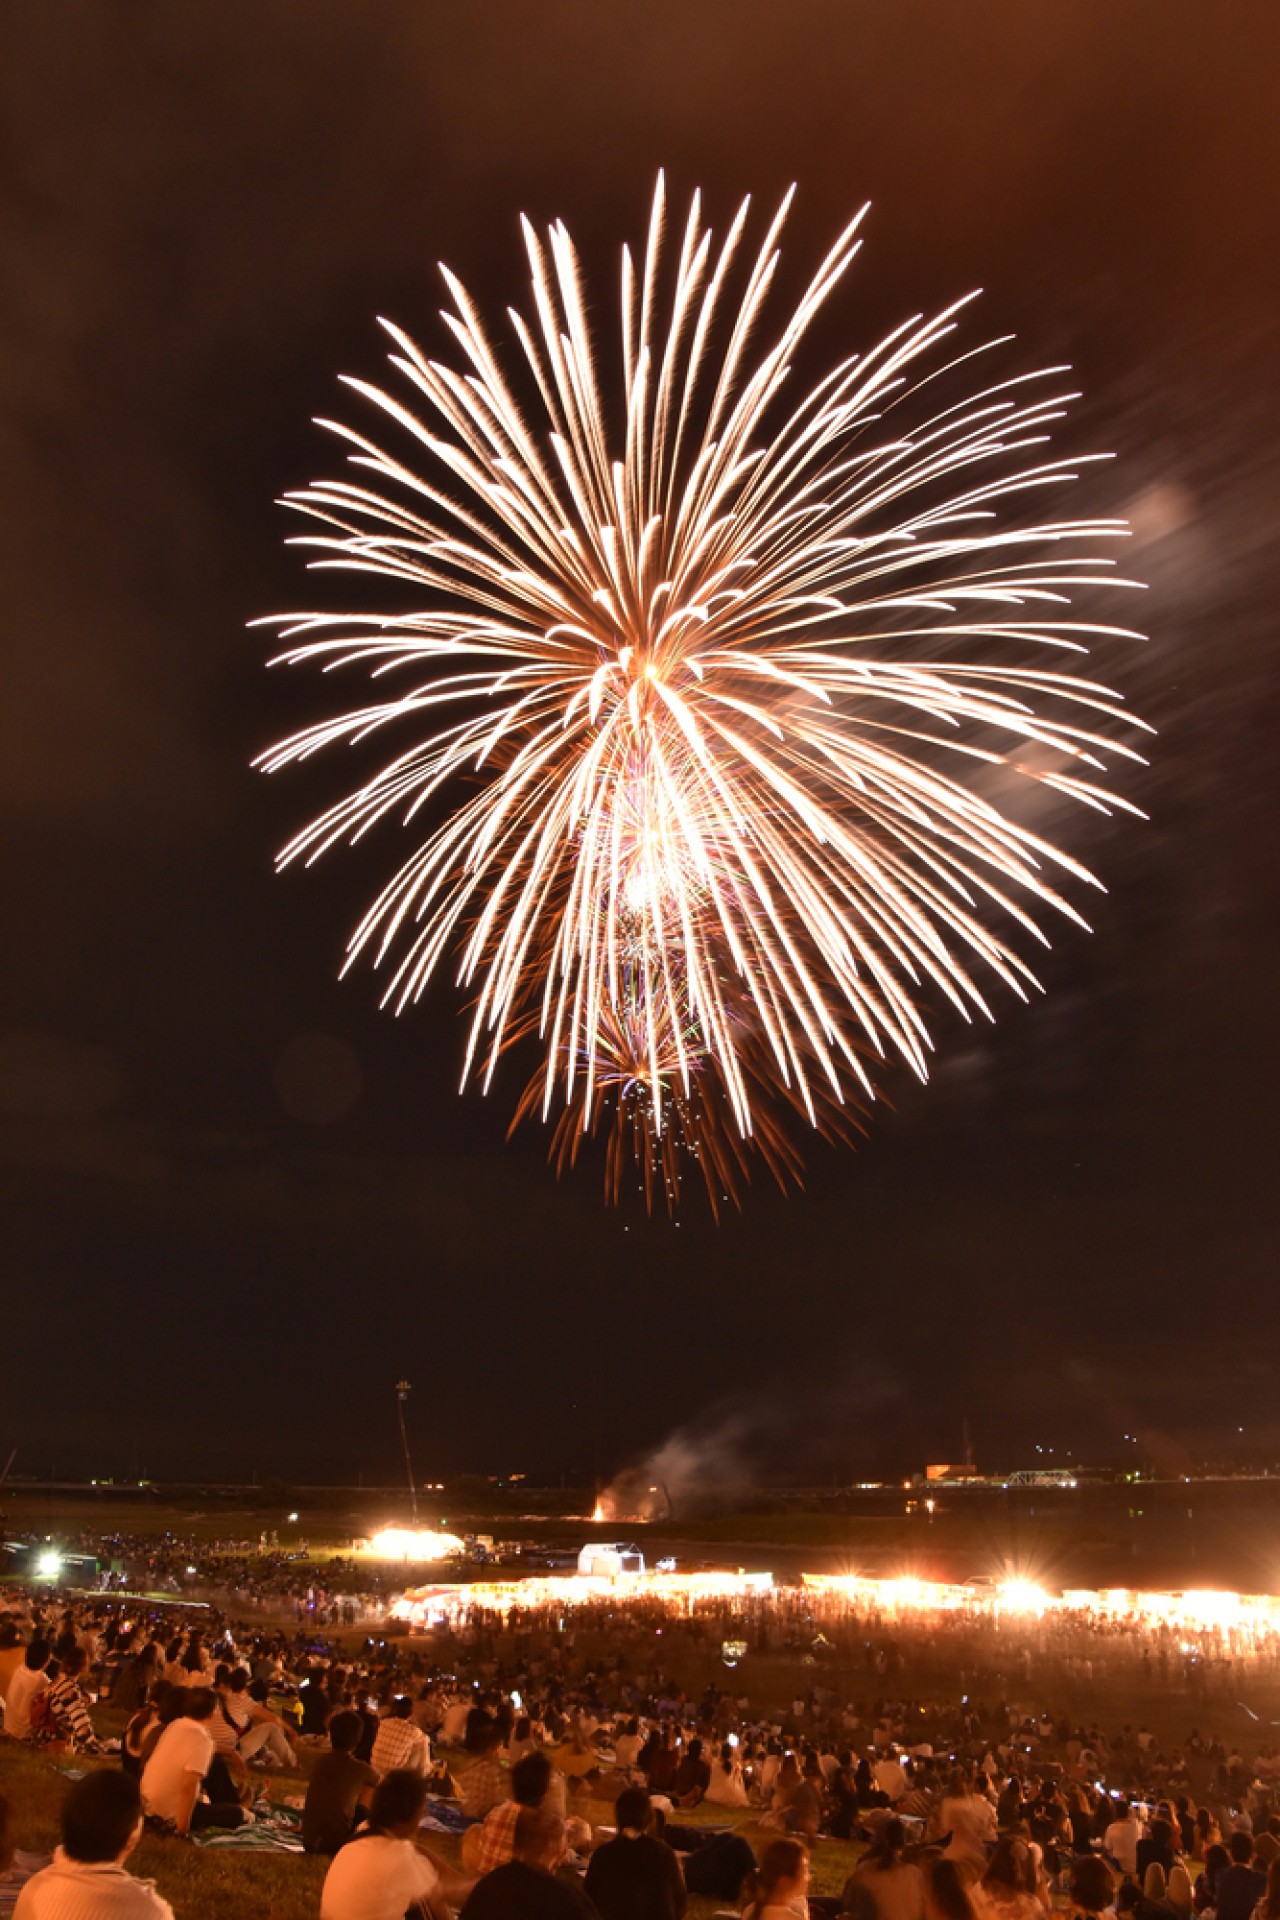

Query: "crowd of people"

xmin=7 ymin=1561 xmax=1280 ymax=1919
xmin=4 ymin=1525 xmax=395 ymax=1625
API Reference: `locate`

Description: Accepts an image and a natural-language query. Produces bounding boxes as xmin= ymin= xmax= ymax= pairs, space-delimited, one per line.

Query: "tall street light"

xmin=395 ymin=1380 xmax=418 ymax=1523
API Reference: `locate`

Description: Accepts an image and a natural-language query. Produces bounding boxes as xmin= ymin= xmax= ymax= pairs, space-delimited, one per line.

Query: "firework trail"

xmin=256 ymin=177 xmax=1147 ymax=1211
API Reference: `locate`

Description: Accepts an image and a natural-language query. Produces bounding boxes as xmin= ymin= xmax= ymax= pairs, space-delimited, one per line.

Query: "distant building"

xmin=925 ymin=1462 xmax=982 ymax=1482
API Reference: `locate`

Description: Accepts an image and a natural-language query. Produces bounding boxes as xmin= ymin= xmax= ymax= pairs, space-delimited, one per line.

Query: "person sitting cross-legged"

xmin=304 ymin=1709 xmax=379 ymax=1856
xmin=13 ymin=1770 xmax=173 ymax=1919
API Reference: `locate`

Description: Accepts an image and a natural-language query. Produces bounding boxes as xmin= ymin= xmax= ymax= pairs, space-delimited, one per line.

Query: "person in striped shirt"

xmin=44 ymin=1649 xmax=103 ymax=1757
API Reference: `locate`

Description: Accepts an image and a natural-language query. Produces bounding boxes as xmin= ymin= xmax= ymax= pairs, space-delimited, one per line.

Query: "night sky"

xmin=3 ymin=2 xmax=1278 ymax=1490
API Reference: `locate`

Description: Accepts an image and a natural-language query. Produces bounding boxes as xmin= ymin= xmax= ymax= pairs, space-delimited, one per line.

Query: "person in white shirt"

xmin=705 ymin=1740 xmax=751 ymax=1809
xmin=140 ymin=1690 xmax=246 ymax=1835
xmin=4 ymin=1643 xmax=51 ymax=1741
xmin=14 ymin=1770 xmax=173 ymax=1919
xmin=1104 ymin=1799 xmax=1141 ymax=1877
xmin=320 ymin=1771 xmax=461 ymax=1920
xmin=941 ymin=1770 xmax=998 ymax=1865
xmin=874 ymin=1749 xmax=909 ymax=1804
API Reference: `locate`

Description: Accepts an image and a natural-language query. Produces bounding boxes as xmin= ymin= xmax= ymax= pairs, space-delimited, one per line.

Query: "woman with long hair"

xmin=745 ymin=1837 xmax=812 ymax=1920
xmin=974 ymin=1836 xmax=1049 ymax=1920
xmin=842 ymin=1818 xmax=926 ymax=1920
xmin=925 ymin=1859 xmax=979 ymax=1920
xmin=1070 ymin=1857 xmax=1117 ymax=1920
xmin=1252 ymin=1858 xmax=1280 ymax=1920
xmin=1195 ymin=1811 xmax=1224 ymax=1863
xmin=705 ymin=1738 xmax=751 ymax=1809
xmin=1194 ymin=1845 xmax=1230 ymax=1915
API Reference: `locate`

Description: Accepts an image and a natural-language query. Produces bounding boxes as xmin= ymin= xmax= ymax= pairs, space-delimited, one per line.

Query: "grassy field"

xmin=2 ymin=1720 xmax=858 ymax=1920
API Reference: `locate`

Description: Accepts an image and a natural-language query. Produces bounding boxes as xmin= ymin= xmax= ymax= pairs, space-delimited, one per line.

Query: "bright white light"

xmin=35 ymin=1550 xmax=62 ymax=1580
xmin=997 ymin=1578 xmax=1049 ymax=1615
xmin=368 ymin=1526 xmax=465 ymax=1562
xmin=287 ymin=1511 xmax=299 ymax=1523
xmin=391 ymin=1569 xmax=774 ymax=1628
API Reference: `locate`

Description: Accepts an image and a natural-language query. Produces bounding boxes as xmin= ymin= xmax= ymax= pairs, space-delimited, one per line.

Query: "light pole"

xmin=395 ymin=1381 xmax=418 ymax=1524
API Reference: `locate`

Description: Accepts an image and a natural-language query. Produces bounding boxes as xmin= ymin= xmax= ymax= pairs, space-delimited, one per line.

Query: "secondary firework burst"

xmin=256 ymin=176 xmax=1148 ymax=1212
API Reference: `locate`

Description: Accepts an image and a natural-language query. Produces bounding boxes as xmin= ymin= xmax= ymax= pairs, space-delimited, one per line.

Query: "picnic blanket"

xmin=193 ymin=1802 xmax=305 ymax=1853
xmin=419 ymin=1797 xmax=475 ymax=1835
xmin=195 ymin=1826 xmax=306 ymax=1854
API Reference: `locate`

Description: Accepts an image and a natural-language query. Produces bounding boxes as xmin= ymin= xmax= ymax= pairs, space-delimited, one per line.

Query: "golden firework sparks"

xmin=257 ymin=177 xmax=1147 ymax=1208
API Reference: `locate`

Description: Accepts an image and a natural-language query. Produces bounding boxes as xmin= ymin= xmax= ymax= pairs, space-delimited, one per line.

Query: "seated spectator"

xmin=1106 ymin=1800 xmax=1142 ymax=1878
xmin=942 ymin=1769 xmax=998 ymax=1866
xmin=2 ymin=1643 xmax=50 ymax=1742
xmin=1195 ymin=1811 xmax=1224 ymax=1863
xmin=0 ymin=1625 xmax=23 ymax=1708
xmin=1068 ymin=1857 xmax=1116 ymax=1920
xmin=464 ymin=1749 xmax=556 ymax=1876
xmin=585 ymin=1787 xmax=686 ymax=1920
xmin=299 ymin=1664 xmax=331 ymax=1737
xmin=671 ymin=1737 xmax=711 ymax=1808
xmin=1214 ymin=1833 xmax=1267 ymax=1920
xmin=371 ymin=1696 xmax=431 ymax=1778
xmin=1167 ymin=1866 xmax=1193 ymax=1919
xmin=922 ymin=1859 xmax=979 ymax=1920
xmin=876 ymin=1748 xmax=909 ymax=1805
xmin=973 ymin=1838 xmax=1048 ymax=1920
xmin=786 ymin=1755 xmax=825 ymax=1841
xmin=1194 ymin=1845 xmax=1229 ymax=1916
xmin=763 ymin=1752 xmax=803 ymax=1828
xmin=125 ymin=1685 xmax=183 ymax=1781
xmin=109 ymin=1641 xmax=159 ymax=1715
xmin=44 ymin=1647 xmax=103 ymax=1756
xmin=461 ymin=1807 xmax=598 ymax=1919
xmin=461 ymin=1723 xmax=511 ymax=1819
xmin=303 ymin=1709 xmax=378 ymax=1856
xmin=319 ymin=1770 xmax=457 ymax=1920
xmin=0 ymin=1793 xmax=48 ymax=1919
xmin=12 ymin=1771 xmax=172 ymax=1919
xmin=1139 ymin=1865 xmax=1178 ymax=1920
xmin=1140 ymin=1821 xmax=1181 ymax=1880
xmin=843 ymin=1818 xmax=926 ymax=1920
xmin=140 ymin=1687 xmax=247 ymax=1835
xmin=743 ymin=1837 xmax=811 ymax=1920
xmin=551 ymin=1724 xmax=601 ymax=1788
xmin=214 ymin=1668 xmax=297 ymax=1770
xmin=705 ymin=1739 xmax=750 ymax=1809
xmin=612 ymin=1718 xmax=643 ymax=1776
xmin=1253 ymin=1858 xmax=1280 ymax=1920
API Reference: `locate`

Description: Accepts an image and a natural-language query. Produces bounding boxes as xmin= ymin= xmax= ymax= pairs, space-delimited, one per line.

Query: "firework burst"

xmin=256 ymin=176 xmax=1147 ymax=1210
